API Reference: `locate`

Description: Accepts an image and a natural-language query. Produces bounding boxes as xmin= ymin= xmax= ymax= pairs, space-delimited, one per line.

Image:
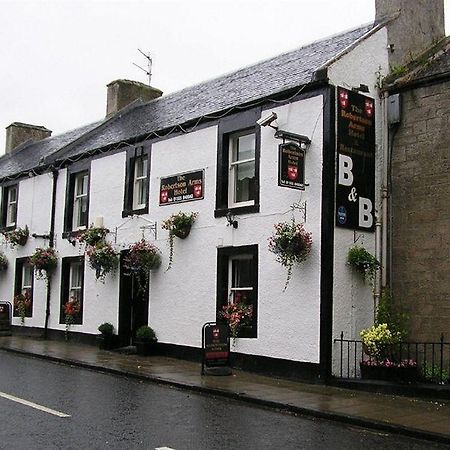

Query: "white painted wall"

xmin=150 ymin=95 xmax=324 ymax=363
xmin=328 ymin=28 xmax=390 ymax=375
xmin=0 ymin=94 xmax=325 ymax=366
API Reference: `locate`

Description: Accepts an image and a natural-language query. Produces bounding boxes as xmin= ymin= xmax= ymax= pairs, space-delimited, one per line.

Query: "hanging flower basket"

xmin=161 ymin=211 xmax=198 ymax=269
xmin=78 ymin=226 xmax=109 ymax=247
xmin=2 ymin=226 xmax=29 ymax=248
xmin=347 ymin=245 xmax=380 ymax=285
xmin=268 ymin=220 xmax=312 ymax=290
xmin=220 ymin=293 xmax=253 ymax=344
xmin=87 ymin=243 xmax=119 ymax=282
xmin=123 ymin=239 xmax=161 ymax=293
xmin=30 ymin=247 xmax=58 ymax=279
xmin=13 ymin=292 xmax=32 ymax=325
xmin=0 ymin=252 xmax=8 ymax=271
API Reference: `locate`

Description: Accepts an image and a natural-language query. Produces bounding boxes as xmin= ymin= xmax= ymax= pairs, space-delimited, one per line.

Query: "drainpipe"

xmin=374 ymin=218 xmax=382 ymax=320
xmin=44 ymin=169 xmax=58 ymax=339
xmin=380 ymin=91 xmax=389 ymax=290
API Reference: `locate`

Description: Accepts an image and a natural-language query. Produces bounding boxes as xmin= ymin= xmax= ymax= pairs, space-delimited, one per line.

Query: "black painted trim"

xmin=59 ymin=256 xmax=85 ymax=325
xmin=0 ymin=181 xmax=19 ymax=230
xmin=215 ymin=108 xmax=262 ymax=216
xmin=216 ymin=244 xmax=258 ymax=339
xmin=319 ymin=85 xmax=336 ymax=382
xmin=122 ymin=143 xmax=151 ymax=217
xmin=63 ymin=161 xmax=91 ymax=233
xmin=13 ymin=257 xmax=34 ymax=318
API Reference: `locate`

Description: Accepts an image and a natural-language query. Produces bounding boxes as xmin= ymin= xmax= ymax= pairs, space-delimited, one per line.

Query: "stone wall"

xmin=391 ymin=81 xmax=450 ymax=342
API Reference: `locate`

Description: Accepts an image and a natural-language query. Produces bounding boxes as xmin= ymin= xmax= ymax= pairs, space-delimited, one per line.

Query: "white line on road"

xmin=155 ymin=447 xmax=176 ymax=450
xmin=0 ymin=391 xmax=71 ymax=418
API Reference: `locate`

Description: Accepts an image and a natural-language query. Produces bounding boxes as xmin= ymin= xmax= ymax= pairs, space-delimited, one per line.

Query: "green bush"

xmin=98 ymin=322 xmax=114 ymax=335
xmin=421 ymin=363 xmax=450 ymax=384
xmin=135 ymin=325 xmax=157 ymax=342
xmin=376 ymin=288 xmax=409 ymax=341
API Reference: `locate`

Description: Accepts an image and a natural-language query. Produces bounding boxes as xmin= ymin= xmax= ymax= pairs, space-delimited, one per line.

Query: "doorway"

xmin=118 ymin=250 xmax=149 ymax=347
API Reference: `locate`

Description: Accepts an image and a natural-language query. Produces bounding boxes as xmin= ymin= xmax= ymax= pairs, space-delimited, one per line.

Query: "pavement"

xmin=1 ymin=335 xmax=449 ymax=445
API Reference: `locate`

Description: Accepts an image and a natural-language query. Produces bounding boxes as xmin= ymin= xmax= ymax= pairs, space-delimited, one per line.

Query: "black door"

xmin=118 ymin=250 xmax=149 ymax=346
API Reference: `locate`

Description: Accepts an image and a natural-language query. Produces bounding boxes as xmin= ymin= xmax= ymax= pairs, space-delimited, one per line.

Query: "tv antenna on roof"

xmin=133 ymin=49 xmax=153 ymax=85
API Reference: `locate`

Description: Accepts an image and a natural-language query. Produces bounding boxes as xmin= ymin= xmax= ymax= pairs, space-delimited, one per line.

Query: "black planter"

xmin=360 ymin=362 xmax=418 ymax=383
xmin=97 ymin=334 xmax=119 ymax=350
xmin=135 ymin=339 xmax=157 ymax=356
xmin=173 ymin=225 xmax=191 ymax=239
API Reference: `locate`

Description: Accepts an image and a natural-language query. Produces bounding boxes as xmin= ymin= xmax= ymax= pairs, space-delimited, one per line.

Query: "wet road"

xmin=0 ymin=351 xmax=448 ymax=450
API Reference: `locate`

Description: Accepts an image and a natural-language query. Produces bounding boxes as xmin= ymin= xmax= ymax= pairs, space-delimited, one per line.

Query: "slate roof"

xmin=0 ymin=23 xmax=376 ymax=180
xmin=385 ymin=37 xmax=450 ymax=91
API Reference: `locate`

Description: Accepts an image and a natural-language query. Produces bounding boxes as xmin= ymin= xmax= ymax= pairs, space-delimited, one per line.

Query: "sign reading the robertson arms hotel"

xmin=160 ymin=169 xmax=204 ymax=205
xmin=336 ymin=87 xmax=375 ymax=231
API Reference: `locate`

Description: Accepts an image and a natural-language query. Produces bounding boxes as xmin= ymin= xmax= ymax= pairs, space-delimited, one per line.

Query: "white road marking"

xmin=155 ymin=447 xmax=176 ymax=450
xmin=0 ymin=391 xmax=71 ymax=418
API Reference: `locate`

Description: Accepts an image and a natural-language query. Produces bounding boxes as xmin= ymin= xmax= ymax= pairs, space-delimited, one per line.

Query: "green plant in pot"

xmin=347 ymin=245 xmax=380 ymax=285
xmin=135 ymin=325 xmax=157 ymax=356
xmin=161 ymin=211 xmax=198 ymax=270
xmin=268 ymin=220 xmax=312 ymax=291
xmin=2 ymin=225 xmax=29 ymax=248
xmin=78 ymin=226 xmax=109 ymax=247
xmin=0 ymin=252 xmax=8 ymax=271
xmin=97 ymin=322 xmax=118 ymax=350
xmin=87 ymin=243 xmax=119 ymax=282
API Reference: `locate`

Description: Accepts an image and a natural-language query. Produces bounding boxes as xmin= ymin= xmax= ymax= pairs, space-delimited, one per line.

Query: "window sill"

xmin=214 ymin=204 xmax=259 ymax=218
xmin=0 ymin=225 xmax=16 ymax=233
xmin=122 ymin=206 xmax=149 ymax=218
xmin=62 ymin=230 xmax=84 ymax=240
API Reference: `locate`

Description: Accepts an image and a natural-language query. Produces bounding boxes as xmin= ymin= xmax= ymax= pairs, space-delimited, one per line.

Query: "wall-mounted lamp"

xmin=351 ymin=84 xmax=370 ymax=93
xmin=226 ymin=212 xmax=238 ymax=229
xmin=274 ymin=130 xmax=311 ymax=150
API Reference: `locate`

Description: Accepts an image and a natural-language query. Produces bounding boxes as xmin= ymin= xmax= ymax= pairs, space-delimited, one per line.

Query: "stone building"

xmin=386 ymin=38 xmax=450 ymax=342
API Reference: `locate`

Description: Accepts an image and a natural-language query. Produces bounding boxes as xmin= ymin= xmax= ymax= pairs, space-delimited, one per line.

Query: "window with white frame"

xmin=72 ymin=172 xmax=89 ymax=230
xmin=132 ymin=156 xmax=148 ymax=210
xmin=69 ymin=260 xmax=83 ymax=304
xmin=60 ymin=257 xmax=84 ymax=325
xmin=22 ymin=262 xmax=33 ymax=297
xmin=1 ymin=184 xmax=18 ymax=229
xmin=13 ymin=258 xmax=34 ymax=319
xmin=6 ymin=185 xmax=18 ymax=227
xmin=216 ymin=245 xmax=258 ymax=338
xmin=228 ymin=131 xmax=256 ymax=207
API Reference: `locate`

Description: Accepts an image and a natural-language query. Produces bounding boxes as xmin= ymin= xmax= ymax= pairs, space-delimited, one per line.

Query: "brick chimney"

xmin=5 ymin=122 xmax=52 ymax=154
xmin=376 ymin=0 xmax=445 ymax=68
xmin=106 ymin=79 xmax=163 ymax=118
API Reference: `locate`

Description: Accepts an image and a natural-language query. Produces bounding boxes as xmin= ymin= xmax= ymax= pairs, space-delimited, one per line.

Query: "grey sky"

xmin=1 ymin=0 xmax=448 ymax=154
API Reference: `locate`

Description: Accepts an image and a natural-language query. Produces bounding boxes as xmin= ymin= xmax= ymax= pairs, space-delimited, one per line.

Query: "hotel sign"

xmin=336 ymin=87 xmax=375 ymax=231
xmin=160 ymin=169 xmax=204 ymax=205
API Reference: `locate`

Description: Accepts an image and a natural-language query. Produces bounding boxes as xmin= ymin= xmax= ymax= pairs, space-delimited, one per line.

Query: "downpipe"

xmin=44 ymin=169 xmax=58 ymax=339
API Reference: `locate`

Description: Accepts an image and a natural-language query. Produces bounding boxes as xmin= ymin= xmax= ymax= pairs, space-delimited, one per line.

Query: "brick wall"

xmin=391 ymin=82 xmax=450 ymax=342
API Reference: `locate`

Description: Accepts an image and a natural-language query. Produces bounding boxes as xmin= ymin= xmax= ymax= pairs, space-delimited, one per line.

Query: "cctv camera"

xmin=256 ymin=112 xmax=278 ymax=127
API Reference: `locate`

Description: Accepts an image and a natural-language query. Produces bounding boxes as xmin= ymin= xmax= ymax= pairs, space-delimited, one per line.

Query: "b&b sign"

xmin=336 ymin=88 xmax=375 ymax=231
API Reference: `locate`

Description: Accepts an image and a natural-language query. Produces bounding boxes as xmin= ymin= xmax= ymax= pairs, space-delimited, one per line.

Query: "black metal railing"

xmin=334 ymin=332 xmax=450 ymax=385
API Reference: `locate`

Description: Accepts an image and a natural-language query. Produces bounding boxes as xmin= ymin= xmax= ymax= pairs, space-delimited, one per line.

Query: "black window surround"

xmin=216 ymin=244 xmax=258 ymax=339
xmin=13 ymin=257 xmax=34 ymax=318
xmin=215 ymin=108 xmax=261 ymax=218
xmin=59 ymin=256 xmax=85 ymax=325
xmin=0 ymin=181 xmax=19 ymax=231
xmin=63 ymin=160 xmax=91 ymax=236
xmin=122 ymin=144 xmax=151 ymax=218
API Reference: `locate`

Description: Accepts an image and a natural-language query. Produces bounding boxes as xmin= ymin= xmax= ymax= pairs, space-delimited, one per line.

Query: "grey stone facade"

xmin=391 ymin=80 xmax=450 ymax=341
